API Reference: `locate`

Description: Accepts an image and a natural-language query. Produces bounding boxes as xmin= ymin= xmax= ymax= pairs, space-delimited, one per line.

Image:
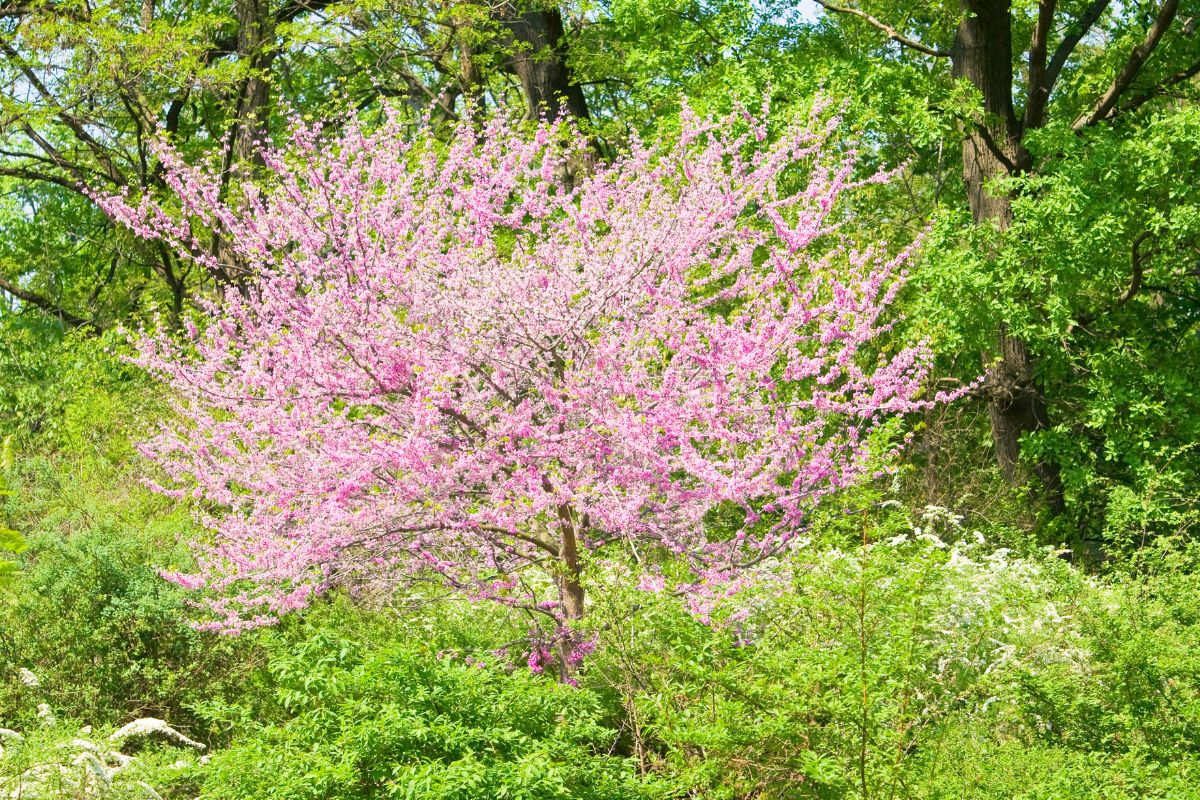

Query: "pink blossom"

xmin=99 ymin=103 xmax=961 ymax=636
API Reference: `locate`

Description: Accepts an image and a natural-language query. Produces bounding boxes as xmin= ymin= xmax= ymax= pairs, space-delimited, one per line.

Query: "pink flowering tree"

xmin=100 ymin=104 xmax=951 ymax=666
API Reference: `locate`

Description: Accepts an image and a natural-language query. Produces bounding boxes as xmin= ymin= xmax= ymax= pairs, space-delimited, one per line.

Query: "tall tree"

xmin=0 ymin=0 xmax=591 ymax=329
xmin=808 ymin=0 xmax=1200 ymax=506
xmin=0 ymin=0 xmax=343 ymax=325
xmin=498 ymin=2 xmax=589 ymax=120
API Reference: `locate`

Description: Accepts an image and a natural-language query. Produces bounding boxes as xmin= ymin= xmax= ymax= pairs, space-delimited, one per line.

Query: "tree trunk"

xmin=210 ymin=0 xmax=276 ymax=292
xmin=554 ymin=503 xmax=585 ymax=680
xmin=953 ymin=1 xmax=1062 ymax=509
xmin=497 ymin=4 xmax=589 ymax=122
xmin=556 ymin=503 xmax=585 ymax=621
xmin=231 ymin=0 xmax=276 ymax=168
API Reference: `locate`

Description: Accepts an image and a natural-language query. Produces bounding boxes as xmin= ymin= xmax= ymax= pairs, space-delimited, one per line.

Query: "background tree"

xmin=795 ymin=0 xmax=1200 ymax=532
xmin=0 ymin=0 xmax=588 ymax=332
xmin=578 ymin=0 xmax=1200 ymax=542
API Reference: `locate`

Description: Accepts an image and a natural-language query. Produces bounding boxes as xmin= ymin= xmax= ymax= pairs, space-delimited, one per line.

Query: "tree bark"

xmin=230 ymin=0 xmax=275 ymax=168
xmin=553 ymin=502 xmax=585 ymax=680
xmin=211 ymin=0 xmax=276 ymax=292
xmin=497 ymin=4 xmax=588 ymax=122
xmin=953 ymin=1 xmax=1062 ymax=508
xmin=556 ymin=502 xmax=585 ymax=621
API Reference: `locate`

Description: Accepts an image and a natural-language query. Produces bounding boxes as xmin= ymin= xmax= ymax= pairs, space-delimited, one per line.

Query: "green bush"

xmin=198 ymin=631 xmax=661 ymax=800
xmin=0 ymin=526 xmax=268 ymax=738
xmin=585 ymin=505 xmax=1200 ymax=799
xmin=0 ymin=331 xmax=268 ymax=740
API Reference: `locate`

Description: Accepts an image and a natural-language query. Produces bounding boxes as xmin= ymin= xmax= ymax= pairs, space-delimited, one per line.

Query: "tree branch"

xmin=0 ymin=273 xmax=90 ymax=327
xmin=207 ymin=0 xmax=340 ymax=61
xmin=971 ymin=119 xmax=1018 ymax=172
xmin=1075 ymin=0 xmax=1181 ymax=129
xmin=0 ymin=164 xmax=81 ymax=192
xmin=1025 ymin=0 xmax=1058 ymax=130
xmin=1069 ymin=231 xmax=1155 ymax=335
xmin=1045 ymin=0 xmax=1111 ymax=94
xmin=0 ymin=37 xmax=127 ymax=185
xmin=1110 ymin=56 xmax=1200 ymax=118
xmin=1117 ymin=231 xmax=1154 ymax=306
xmin=812 ymin=0 xmax=951 ymax=58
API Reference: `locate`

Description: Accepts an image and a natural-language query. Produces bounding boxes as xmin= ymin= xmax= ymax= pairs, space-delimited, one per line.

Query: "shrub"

xmin=198 ymin=631 xmax=661 ymax=800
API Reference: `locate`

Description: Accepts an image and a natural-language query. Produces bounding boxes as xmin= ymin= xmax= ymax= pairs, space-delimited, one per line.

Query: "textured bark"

xmin=212 ymin=0 xmax=276 ymax=291
xmin=556 ymin=503 xmax=585 ymax=621
xmin=952 ymin=0 xmax=1023 ymax=224
xmin=555 ymin=503 xmax=585 ymax=680
xmin=498 ymin=4 xmax=588 ymax=122
xmin=952 ymin=1 xmax=1060 ymax=506
xmin=231 ymin=0 xmax=275 ymax=167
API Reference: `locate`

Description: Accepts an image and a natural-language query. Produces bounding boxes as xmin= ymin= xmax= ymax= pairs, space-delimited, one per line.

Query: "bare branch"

xmin=971 ymin=119 xmax=1018 ymax=172
xmin=1045 ymin=0 xmax=1111 ymax=94
xmin=1075 ymin=0 xmax=1181 ymax=128
xmin=813 ymin=0 xmax=951 ymax=58
xmin=1025 ymin=0 xmax=1058 ymax=130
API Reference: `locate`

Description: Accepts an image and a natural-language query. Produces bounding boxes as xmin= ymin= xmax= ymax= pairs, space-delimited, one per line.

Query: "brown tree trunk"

xmin=556 ymin=503 xmax=585 ymax=621
xmin=231 ymin=0 xmax=275 ymax=167
xmin=497 ymin=4 xmax=589 ymax=122
xmin=953 ymin=1 xmax=1062 ymax=510
xmin=554 ymin=502 xmax=585 ymax=680
xmin=210 ymin=0 xmax=276 ymax=291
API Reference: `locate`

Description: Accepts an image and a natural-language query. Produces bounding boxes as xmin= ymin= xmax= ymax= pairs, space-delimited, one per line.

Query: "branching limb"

xmin=1067 ymin=231 xmax=1156 ymax=337
xmin=0 ymin=38 xmax=127 ymax=186
xmin=1045 ymin=0 xmax=1111 ymax=94
xmin=1111 ymin=56 xmax=1200 ymax=117
xmin=1117 ymin=231 xmax=1154 ymax=306
xmin=971 ymin=120 xmax=1018 ymax=172
xmin=1075 ymin=0 xmax=1181 ymax=128
xmin=812 ymin=0 xmax=951 ymax=58
xmin=1025 ymin=0 xmax=1058 ymax=130
xmin=0 ymin=274 xmax=90 ymax=327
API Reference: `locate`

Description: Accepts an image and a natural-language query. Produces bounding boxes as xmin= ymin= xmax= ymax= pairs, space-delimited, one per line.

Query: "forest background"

xmin=2 ymin=0 xmax=1200 ymax=797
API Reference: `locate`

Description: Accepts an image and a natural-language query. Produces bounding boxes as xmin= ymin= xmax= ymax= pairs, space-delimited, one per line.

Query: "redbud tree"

xmin=101 ymin=104 xmax=950 ymax=649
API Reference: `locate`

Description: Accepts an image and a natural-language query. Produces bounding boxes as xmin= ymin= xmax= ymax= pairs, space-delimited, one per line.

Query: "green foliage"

xmin=585 ymin=505 xmax=1200 ymax=799
xmin=198 ymin=629 xmax=660 ymax=800
xmin=0 ymin=332 xmax=267 ymax=738
xmin=0 ymin=523 xmax=267 ymax=737
xmin=911 ymin=106 xmax=1200 ymax=543
xmin=4 ymin=4 xmax=1200 ymax=795
xmin=0 ymin=434 xmax=22 ymax=588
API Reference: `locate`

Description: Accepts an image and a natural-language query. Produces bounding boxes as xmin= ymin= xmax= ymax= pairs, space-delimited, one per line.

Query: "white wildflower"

xmin=138 ymin=780 xmax=166 ymax=799
xmin=17 ymin=668 xmax=39 ymax=688
xmin=110 ymin=718 xmax=205 ymax=751
xmin=72 ymin=751 xmax=112 ymax=788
